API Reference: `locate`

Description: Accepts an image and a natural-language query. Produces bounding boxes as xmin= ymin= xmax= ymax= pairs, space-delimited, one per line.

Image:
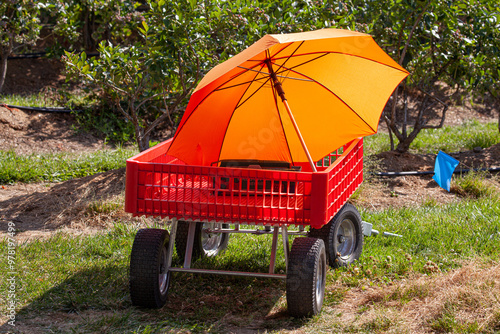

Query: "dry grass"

xmin=0 ymin=168 xmax=158 ymax=242
xmin=312 ymin=260 xmax=500 ymax=333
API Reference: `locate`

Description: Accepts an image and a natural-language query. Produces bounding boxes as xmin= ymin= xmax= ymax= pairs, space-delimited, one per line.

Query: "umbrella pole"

xmin=266 ymin=60 xmax=317 ymax=173
xmin=282 ymin=100 xmax=318 ymax=173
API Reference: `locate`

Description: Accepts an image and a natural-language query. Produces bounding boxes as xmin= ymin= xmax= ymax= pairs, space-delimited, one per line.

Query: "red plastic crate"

xmin=125 ymin=138 xmax=363 ymax=229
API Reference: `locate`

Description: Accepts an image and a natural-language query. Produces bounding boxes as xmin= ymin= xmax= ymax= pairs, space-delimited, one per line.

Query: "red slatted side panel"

xmin=125 ymin=137 xmax=363 ymax=228
xmin=132 ymin=162 xmax=314 ymax=226
xmin=325 ymin=138 xmax=363 ymax=223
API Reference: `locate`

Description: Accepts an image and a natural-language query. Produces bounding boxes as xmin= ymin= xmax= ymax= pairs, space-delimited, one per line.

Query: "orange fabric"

xmin=168 ymin=28 xmax=408 ymax=169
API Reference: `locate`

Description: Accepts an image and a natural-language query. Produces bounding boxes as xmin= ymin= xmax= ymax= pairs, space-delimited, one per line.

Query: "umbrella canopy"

xmin=167 ymin=28 xmax=409 ymax=171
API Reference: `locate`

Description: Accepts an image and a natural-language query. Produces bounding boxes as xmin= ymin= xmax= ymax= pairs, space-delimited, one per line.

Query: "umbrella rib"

xmin=215 ymin=76 xmax=268 ymax=91
xmin=234 ymin=75 xmax=272 ymax=110
xmin=170 ymin=60 xmax=269 ymax=142
xmin=212 ymin=62 xmax=276 ymax=92
xmin=214 ymin=61 xmax=270 ymax=90
xmin=267 ymin=47 xmax=298 ymax=166
xmin=273 ymin=51 xmax=409 ymax=74
xmin=236 ymin=66 xmax=314 ymax=82
xmin=272 ymin=41 xmax=305 ymax=82
xmin=278 ymin=62 xmax=377 ymax=133
xmin=216 ymin=63 xmax=268 ymax=163
xmin=268 ymin=66 xmax=295 ymax=166
xmin=242 ymin=43 xmax=296 ymax=62
xmin=231 ymin=50 xmax=274 ymax=110
xmin=274 ymin=53 xmax=329 ymax=76
xmin=268 ymin=41 xmax=296 ymax=60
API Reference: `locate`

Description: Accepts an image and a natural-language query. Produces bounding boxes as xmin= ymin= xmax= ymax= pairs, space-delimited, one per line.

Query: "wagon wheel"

xmin=175 ymin=221 xmax=229 ymax=261
xmin=286 ymin=237 xmax=327 ymax=317
xmin=309 ymin=203 xmax=363 ymax=268
xmin=129 ymin=228 xmax=170 ymax=308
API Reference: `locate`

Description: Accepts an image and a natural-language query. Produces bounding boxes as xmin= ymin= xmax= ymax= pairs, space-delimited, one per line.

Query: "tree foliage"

xmin=342 ymin=0 xmax=500 ymax=151
xmin=49 ymin=0 xmax=141 ymax=52
xmin=0 ymin=0 xmax=42 ymax=92
xmin=64 ymin=0 xmax=338 ymax=151
xmin=5 ymin=0 xmax=500 ymax=150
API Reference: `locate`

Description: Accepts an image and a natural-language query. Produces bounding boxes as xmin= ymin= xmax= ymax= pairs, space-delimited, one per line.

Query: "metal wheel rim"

xmin=315 ymin=253 xmax=326 ymax=309
xmin=337 ymin=218 xmax=356 ymax=260
xmin=201 ymin=222 xmax=223 ymax=256
xmin=158 ymin=245 xmax=169 ymax=294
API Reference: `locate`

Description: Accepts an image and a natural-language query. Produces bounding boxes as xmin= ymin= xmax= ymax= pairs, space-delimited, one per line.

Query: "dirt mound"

xmin=2 ymin=57 xmax=66 ymax=95
xmin=0 ymin=106 xmax=104 ymax=154
xmin=453 ymin=143 xmax=500 ymax=169
xmin=354 ymin=174 xmax=460 ymax=210
xmin=374 ymin=151 xmax=435 ymax=172
xmin=0 ymin=104 xmax=30 ymax=130
xmin=361 ymin=144 xmax=500 ymax=210
xmin=0 ymin=168 xmax=128 ymax=236
xmin=375 ymin=143 xmax=500 ymax=173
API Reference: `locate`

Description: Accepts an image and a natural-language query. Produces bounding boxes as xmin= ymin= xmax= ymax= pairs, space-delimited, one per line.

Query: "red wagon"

xmin=125 ymin=137 xmax=364 ymax=317
xmin=124 ymin=27 xmax=408 ymax=317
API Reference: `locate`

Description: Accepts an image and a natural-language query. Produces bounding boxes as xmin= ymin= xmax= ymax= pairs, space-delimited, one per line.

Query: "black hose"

xmin=7 ymin=52 xmax=47 ymax=59
xmin=2 ymin=104 xmax=80 ymax=113
xmin=7 ymin=51 xmax=100 ymax=60
xmin=375 ymin=167 xmax=500 ymax=177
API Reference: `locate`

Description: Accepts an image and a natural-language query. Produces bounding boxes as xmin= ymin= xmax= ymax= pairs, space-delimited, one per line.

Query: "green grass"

xmin=0 ymin=93 xmax=61 ymax=108
xmin=0 ymin=148 xmax=137 ymax=184
xmin=452 ymin=171 xmax=498 ymax=198
xmin=364 ymin=132 xmax=392 ymax=155
xmin=345 ymin=194 xmax=500 ymax=285
xmin=0 ymin=224 xmax=293 ymax=332
xmin=2 ymin=196 xmax=499 ymax=333
xmin=0 ymin=91 xmax=91 ymax=109
xmin=364 ymin=120 xmax=500 ymax=155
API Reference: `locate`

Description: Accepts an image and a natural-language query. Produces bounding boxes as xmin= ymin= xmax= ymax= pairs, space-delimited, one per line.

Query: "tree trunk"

xmin=0 ymin=43 xmax=12 ymax=93
xmin=486 ymin=89 xmax=500 ymax=133
xmin=135 ymin=126 xmax=150 ymax=152
xmin=0 ymin=52 xmax=8 ymax=93
xmin=138 ymin=135 xmax=150 ymax=152
xmin=82 ymin=6 xmax=96 ymax=52
xmin=395 ymin=139 xmax=411 ymax=153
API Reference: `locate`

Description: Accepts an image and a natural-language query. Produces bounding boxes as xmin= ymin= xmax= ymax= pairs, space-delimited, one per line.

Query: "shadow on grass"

xmin=1 ymin=260 xmax=310 ymax=333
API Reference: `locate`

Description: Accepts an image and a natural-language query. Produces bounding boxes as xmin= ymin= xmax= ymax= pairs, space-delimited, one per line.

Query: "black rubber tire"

xmin=129 ymin=228 xmax=170 ymax=308
xmin=175 ymin=221 xmax=229 ymax=261
xmin=286 ymin=237 xmax=327 ymax=317
xmin=309 ymin=203 xmax=363 ymax=268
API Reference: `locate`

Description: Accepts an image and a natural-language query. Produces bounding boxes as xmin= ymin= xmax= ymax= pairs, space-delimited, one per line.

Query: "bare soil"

xmin=2 ymin=57 xmax=66 ymax=95
xmin=375 ymin=144 xmax=500 ymax=173
xmin=0 ymin=168 xmax=130 ymax=240
xmin=0 ymin=106 xmax=105 ymax=154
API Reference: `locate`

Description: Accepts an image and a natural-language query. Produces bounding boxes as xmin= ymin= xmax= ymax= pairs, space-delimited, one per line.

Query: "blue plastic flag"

xmin=433 ymin=151 xmax=460 ymax=192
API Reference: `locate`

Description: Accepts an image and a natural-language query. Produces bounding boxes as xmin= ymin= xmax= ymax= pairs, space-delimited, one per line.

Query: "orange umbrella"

xmin=167 ymin=28 xmax=409 ymax=172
